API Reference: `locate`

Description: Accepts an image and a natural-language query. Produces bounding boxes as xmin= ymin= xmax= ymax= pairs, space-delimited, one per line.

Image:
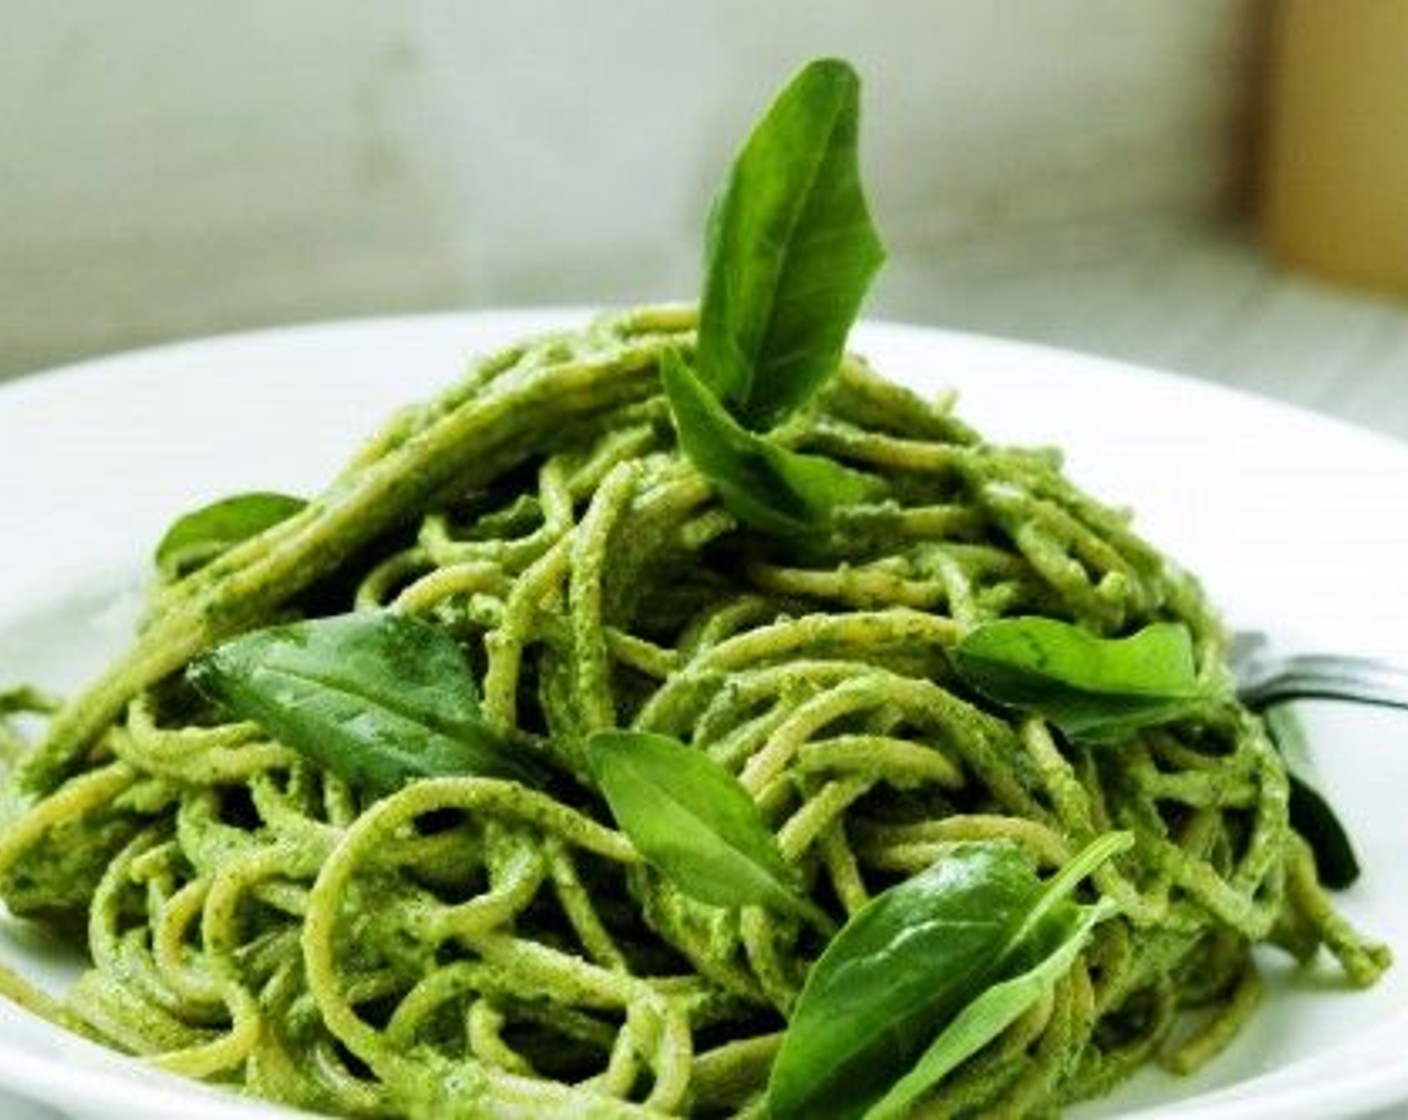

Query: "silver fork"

xmin=1232 ymin=635 xmax=1408 ymax=713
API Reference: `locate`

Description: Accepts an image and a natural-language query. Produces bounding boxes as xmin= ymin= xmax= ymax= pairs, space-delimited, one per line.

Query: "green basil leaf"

xmin=698 ymin=57 xmax=884 ymax=428
xmin=155 ymin=491 xmax=307 ymax=579
xmin=952 ymin=618 xmax=1216 ymax=742
xmin=189 ymin=612 xmax=542 ymax=796
xmin=767 ymin=842 xmax=1036 ymax=1120
xmin=661 ymin=348 xmax=877 ymax=537
xmin=156 ymin=492 xmax=306 ymax=578
xmin=584 ymin=729 xmax=830 ymax=930
xmin=767 ymin=833 xmax=1129 ymax=1120
xmin=864 ymin=897 xmax=1115 ymax=1120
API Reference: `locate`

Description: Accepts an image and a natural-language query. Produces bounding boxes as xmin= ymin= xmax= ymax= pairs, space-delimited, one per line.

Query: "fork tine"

xmin=1238 ymin=653 xmax=1408 ymax=712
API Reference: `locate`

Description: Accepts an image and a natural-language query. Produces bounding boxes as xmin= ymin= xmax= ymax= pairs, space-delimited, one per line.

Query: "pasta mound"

xmin=0 ymin=308 xmax=1389 ymax=1118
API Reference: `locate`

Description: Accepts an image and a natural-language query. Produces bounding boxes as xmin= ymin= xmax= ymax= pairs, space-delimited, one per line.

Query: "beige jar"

xmin=1262 ymin=0 xmax=1408 ymax=295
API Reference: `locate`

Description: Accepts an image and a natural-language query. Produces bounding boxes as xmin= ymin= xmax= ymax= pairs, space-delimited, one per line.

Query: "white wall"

xmin=0 ymin=1 xmax=1263 ymax=377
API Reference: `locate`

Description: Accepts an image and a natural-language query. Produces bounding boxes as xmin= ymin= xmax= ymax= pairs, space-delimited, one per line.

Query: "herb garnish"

xmin=864 ymin=892 xmax=1114 ymax=1119
xmin=190 ymin=612 xmax=542 ymax=796
xmin=585 ymin=729 xmax=832 ymax=930
xmin=953 ymin=617 xmax=1218 ymax=742
xmin=155 ymin=491 xmax=306 ymax=579
xmin=767 ymin=833 xmax=1129 ymax=1120
xmin=695 ymin=57 xmax=884 ymax=428
xmin=661 ymin=349 xmax=877 ymax=538
xmin=663 ymin=56 xmax=884 ymax=537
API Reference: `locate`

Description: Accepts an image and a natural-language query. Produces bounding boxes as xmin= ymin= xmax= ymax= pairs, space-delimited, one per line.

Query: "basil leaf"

xmin=767 ymin=842 xmax=1035 ymax=1120
xmin=584 ymin=729 xmax=830 ymax=930
xmin=698 ymin=57 xmax=884 ymax=428
xmin=189 ymin=612 xmax=542 ymax=796
xmin=661 ymin=348 xmax=877 ymax=538
xmin=767 ymin=833 xmax=1129 ymax=1120
xmin=1003 ymin=829 xmax=1130 ymax=945
xmin=864 ymin=897 xmax=1115 ymax=1120
xmin=665 ymin=57 xmax=885 ymax=537
xmin=155 ymin=491 xmax=306 ymax=579
xmin=952 ymin=618 xmax=1216 ymax=742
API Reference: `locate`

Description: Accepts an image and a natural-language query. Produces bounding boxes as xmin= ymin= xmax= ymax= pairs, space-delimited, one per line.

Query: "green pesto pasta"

xmin=0 ymin=306 xmax=1390 ymax=1119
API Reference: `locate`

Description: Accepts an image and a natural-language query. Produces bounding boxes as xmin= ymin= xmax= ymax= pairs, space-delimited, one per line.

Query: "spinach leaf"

xmin=697 ymin=57 xmax=884 ymax=428
xmin=584 ymin=729 xmax=830 ymax=930
xmin=189 ymin=612 xmax=542 ymax=796
xmin=661 ymin=348 xmax=877 ymax=538
xmin=155 ymin=491 xmax=306 ymax=579
xmin=952 ymin=617 xmax=1217 ymax=742
xmin=767 ymin=833 xmax=1128 ymax=1120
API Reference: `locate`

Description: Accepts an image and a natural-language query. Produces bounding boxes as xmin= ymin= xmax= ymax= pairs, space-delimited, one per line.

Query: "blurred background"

xmin=3 ymin=0 xmax=1406 ymax=439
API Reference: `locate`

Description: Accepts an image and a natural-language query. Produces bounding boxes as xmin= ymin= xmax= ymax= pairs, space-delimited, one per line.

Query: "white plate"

xmin=0 ymin=311 xmax=1405 ymax=1120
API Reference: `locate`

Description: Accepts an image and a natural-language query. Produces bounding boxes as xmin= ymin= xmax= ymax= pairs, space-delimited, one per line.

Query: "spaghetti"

xmin=0 ymin=306 xmax=1390 ymax=1118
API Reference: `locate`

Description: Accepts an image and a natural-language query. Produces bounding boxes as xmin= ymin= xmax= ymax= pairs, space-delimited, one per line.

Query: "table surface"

xmin=884 ymin=223 xmax=1408 ymax=448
